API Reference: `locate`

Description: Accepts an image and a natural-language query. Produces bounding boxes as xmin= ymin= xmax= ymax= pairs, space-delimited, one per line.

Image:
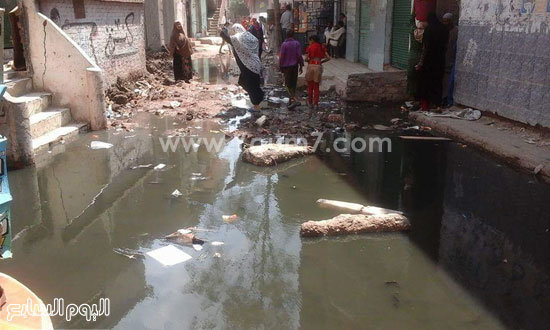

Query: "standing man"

xmin=442 ymin=13 xmax=458 ymax=107
xmin=279 ymin=29 xmax=304 ymax=109
xmin=280 ymin=4 xmax=293 ymax=41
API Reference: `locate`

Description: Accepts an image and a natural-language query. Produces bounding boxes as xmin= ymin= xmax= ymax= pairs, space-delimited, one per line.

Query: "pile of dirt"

xmin=105 ymin=50 xmax=233 ymax=130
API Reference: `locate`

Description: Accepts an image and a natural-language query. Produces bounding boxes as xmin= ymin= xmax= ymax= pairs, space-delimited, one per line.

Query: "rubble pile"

xmin=105 ymin=50 xmax=232 ymax=130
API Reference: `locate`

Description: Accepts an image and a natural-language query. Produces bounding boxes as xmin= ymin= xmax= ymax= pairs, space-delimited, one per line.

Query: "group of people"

xmin=167 ymin=9 xmax=336 ymax=113
xmin=279 ymin=29 xmax=330 ymax=111
xmin=408 ymin=12 xmax=458 ymax=111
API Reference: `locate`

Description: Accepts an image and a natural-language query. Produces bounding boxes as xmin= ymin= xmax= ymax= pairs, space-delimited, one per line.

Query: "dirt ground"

xmin=105 ymin=41 xmax=415 ymax=142
xmin=104 ymin=40 xmax=550 ymax=182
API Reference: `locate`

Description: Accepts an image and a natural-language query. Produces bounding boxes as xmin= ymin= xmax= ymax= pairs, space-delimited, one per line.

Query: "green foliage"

xmin=230 ymin=0 xmax=249 ymax=17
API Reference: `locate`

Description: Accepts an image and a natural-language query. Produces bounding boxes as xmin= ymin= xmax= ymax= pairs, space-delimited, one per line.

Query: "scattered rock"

xmin=112 ymin=94 xmax=129 ymax=105
xmin=300 ymin=213 xmax=411 ymax=237
xmin=242 ymin=144 xmax=314 ymax=166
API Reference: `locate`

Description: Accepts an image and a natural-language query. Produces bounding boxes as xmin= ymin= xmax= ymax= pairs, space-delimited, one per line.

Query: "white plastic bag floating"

xmin=90 ymin=141 xmax=113 ymax=149
xmin=146 ymin=245 xmax=192 ymax=266
xmin=154 ymin=164 xmax=166 ymax=170
xmin=171 ymin=189 xmax=183 ymax=197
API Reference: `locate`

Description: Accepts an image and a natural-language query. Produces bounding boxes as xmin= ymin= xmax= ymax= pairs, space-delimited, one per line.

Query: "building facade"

xmin=144 ymin=0 xmax=188 ymax=50
xmin=455 ymin=0 xmax=550 ymax=127
xmin=38 ymin=0 xmax=146 ymax=84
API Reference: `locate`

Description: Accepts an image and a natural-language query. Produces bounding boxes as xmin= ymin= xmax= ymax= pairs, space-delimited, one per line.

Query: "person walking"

xmin=415 ymin=13 xmax=448 ymax=111
xmin=442 ymin=12 xmax=458 ymax=107
xmin=279 ymin=29 xmax=304 ymax=109
xmin=249 ymin=18 xmax=265 ymax=58
xmin=220 ymin=24 xmax=264 ymax=112
xmin=168 ymin=21 xmax=193 ymax=83
xmin=305 ymin=35 xmax=330 ymax=112
xmin=280 ymin=5 xmax=293 ymax=40
xmin=219 ymin=21 xmax=232 ymax=54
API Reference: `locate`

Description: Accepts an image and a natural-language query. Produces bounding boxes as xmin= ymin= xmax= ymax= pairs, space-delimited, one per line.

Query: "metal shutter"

xmin=390 ymin=0 xmax=411 ymax=69
xmin=358 ymin=0 xmax=370 ymax=65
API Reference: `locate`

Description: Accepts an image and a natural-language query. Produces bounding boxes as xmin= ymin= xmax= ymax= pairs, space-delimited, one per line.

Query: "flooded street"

xmin=2 ymin=107 xmax=549 ymax=329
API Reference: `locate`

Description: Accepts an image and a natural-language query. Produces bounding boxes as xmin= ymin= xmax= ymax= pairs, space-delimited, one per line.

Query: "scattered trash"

xmin=524 ymin=139 xmax=538 ymax=145
xmin=317 ymin=199 xmax=403 ymax=215
xmin=300 ymin=213 xmax=411 ymax=237
xmin=131 ymin=164 xmax=153 ymax=169
xmin=90 ymin=141 xmax=114 ymax=150
xmin=222 ymin=214 xmax=239 ymax=223
xmin=165 ymin=230 xmax=205 ymax=245
xmin=170 ymin=101 xmax=181 ymax=109
xmin=146 ymin=245 xmax=192 ymax=266
xmin=373 ymin=124 xmax=393 ymax=131
xmin=424 ymin=108 xmax=482 ymax=121
xmin=256 ymin=115 xmax=267 ymax=127
xmin=113 ymin=248 xmax=143 ymax=259
xmin=534 ymin=164 xmax=545 ymax=175
xmin=192 ymin=244 xmax=203 ymax=251
xmin=404 ymin=101 xmax=414 ymax=109
xmin=327 ymin=114 xmax=343 ymax=123
xmin=211 ymin=241 xmax=225 ymax=246
xmin=171 ymin=189 xmax=183 ymax=197
xmin=154 ymin=164 xmax=167 ymax=170
xmin=213 ymin=252 xmax=221 ymax=258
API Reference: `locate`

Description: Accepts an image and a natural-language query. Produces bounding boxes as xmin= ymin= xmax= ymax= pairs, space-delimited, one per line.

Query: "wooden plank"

xmin=399 ymin=136 xmax=452 ymax=141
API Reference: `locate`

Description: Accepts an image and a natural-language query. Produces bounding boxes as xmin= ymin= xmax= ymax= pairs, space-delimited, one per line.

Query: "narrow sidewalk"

xmin=409 ymin=110 xmax=550 ymax=181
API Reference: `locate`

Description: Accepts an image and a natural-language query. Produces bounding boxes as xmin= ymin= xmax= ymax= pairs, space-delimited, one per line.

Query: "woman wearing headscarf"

xmin=168 ymin=21 xmax=193 ymax=83
xmin=248 ymin=18 xmax=265 ymax=58
xmin=415 ymin=13 xmax=448 ymax=111
xmin=221 ymin=24 xmax=264 ymax=111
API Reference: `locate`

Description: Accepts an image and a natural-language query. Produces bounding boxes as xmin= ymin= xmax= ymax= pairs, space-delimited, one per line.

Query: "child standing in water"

xmin=305 ymin=35 xmax=330 ymax=112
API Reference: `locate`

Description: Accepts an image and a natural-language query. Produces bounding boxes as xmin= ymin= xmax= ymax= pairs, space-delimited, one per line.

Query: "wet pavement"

xmin=2 ymin=54 xmax=550 ymax=329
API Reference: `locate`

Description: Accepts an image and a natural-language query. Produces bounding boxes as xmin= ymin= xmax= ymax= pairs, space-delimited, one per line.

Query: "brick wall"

xmin=456 ymin=0 xmax=550 ymax=127
xmin=346 ymin=72 xmax=407 ymax=102
xmin=39 ymin=0 xmax=146 ymax=84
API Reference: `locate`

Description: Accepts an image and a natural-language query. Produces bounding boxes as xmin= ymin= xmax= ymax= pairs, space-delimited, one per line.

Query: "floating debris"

xmin=222 ymin=214 xmax=239 ymax=223
xmin=90 ymin=141 xmax=114 ymax=150
xmin=146 ymin=245 xmax=192 ymax=266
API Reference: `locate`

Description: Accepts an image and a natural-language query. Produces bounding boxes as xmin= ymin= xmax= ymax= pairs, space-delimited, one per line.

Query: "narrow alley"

xmin=0 ymin=0 xmax=549 ymax=329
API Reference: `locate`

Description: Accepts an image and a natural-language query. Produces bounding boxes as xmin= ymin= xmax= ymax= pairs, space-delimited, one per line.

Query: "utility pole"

xmin=272 ymin=0 xmax=281 ymax=54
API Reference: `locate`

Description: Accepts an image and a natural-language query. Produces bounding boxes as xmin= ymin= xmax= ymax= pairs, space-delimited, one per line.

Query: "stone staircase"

xmin=3 ymin=66 xmax=88 ymax=162
xmin=207 ymin=8 xmax=221 ymax=36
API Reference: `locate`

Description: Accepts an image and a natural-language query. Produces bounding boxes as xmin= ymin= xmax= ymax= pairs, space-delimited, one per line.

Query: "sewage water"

xmin=3 ymin=113 xmax=550 ymax=330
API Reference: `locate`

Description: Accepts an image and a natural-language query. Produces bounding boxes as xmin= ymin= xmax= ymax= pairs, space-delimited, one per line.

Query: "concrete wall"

xmin=38 ymin=0 xmax=146 ymax=84
xmin=145 ymin=0 xmax=188 ymax=50
xmin=23 ymin=0 xmax=106 ymax=130
xmin=455 ymin=0 xmax=550 ymax=127
xmin=345 ymin=0 xmax=393 ymax=71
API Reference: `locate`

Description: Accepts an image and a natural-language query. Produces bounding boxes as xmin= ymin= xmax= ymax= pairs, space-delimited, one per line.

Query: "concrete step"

xmin=3 ymin=67 xmax=27 ymax=80
xmin=32 ymin=122 xmax=88 ymax=155
xmin=5 ymin=76 xmax=32 ymax=97
xmin=11 ymin=92 xmax=52 ymax=116
xmin=29 ymin=107 xmax=72 ymax=139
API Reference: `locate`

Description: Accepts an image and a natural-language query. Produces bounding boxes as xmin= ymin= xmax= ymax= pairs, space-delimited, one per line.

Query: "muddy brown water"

xmin=2 ymin=58 xmax=550 ymax=329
